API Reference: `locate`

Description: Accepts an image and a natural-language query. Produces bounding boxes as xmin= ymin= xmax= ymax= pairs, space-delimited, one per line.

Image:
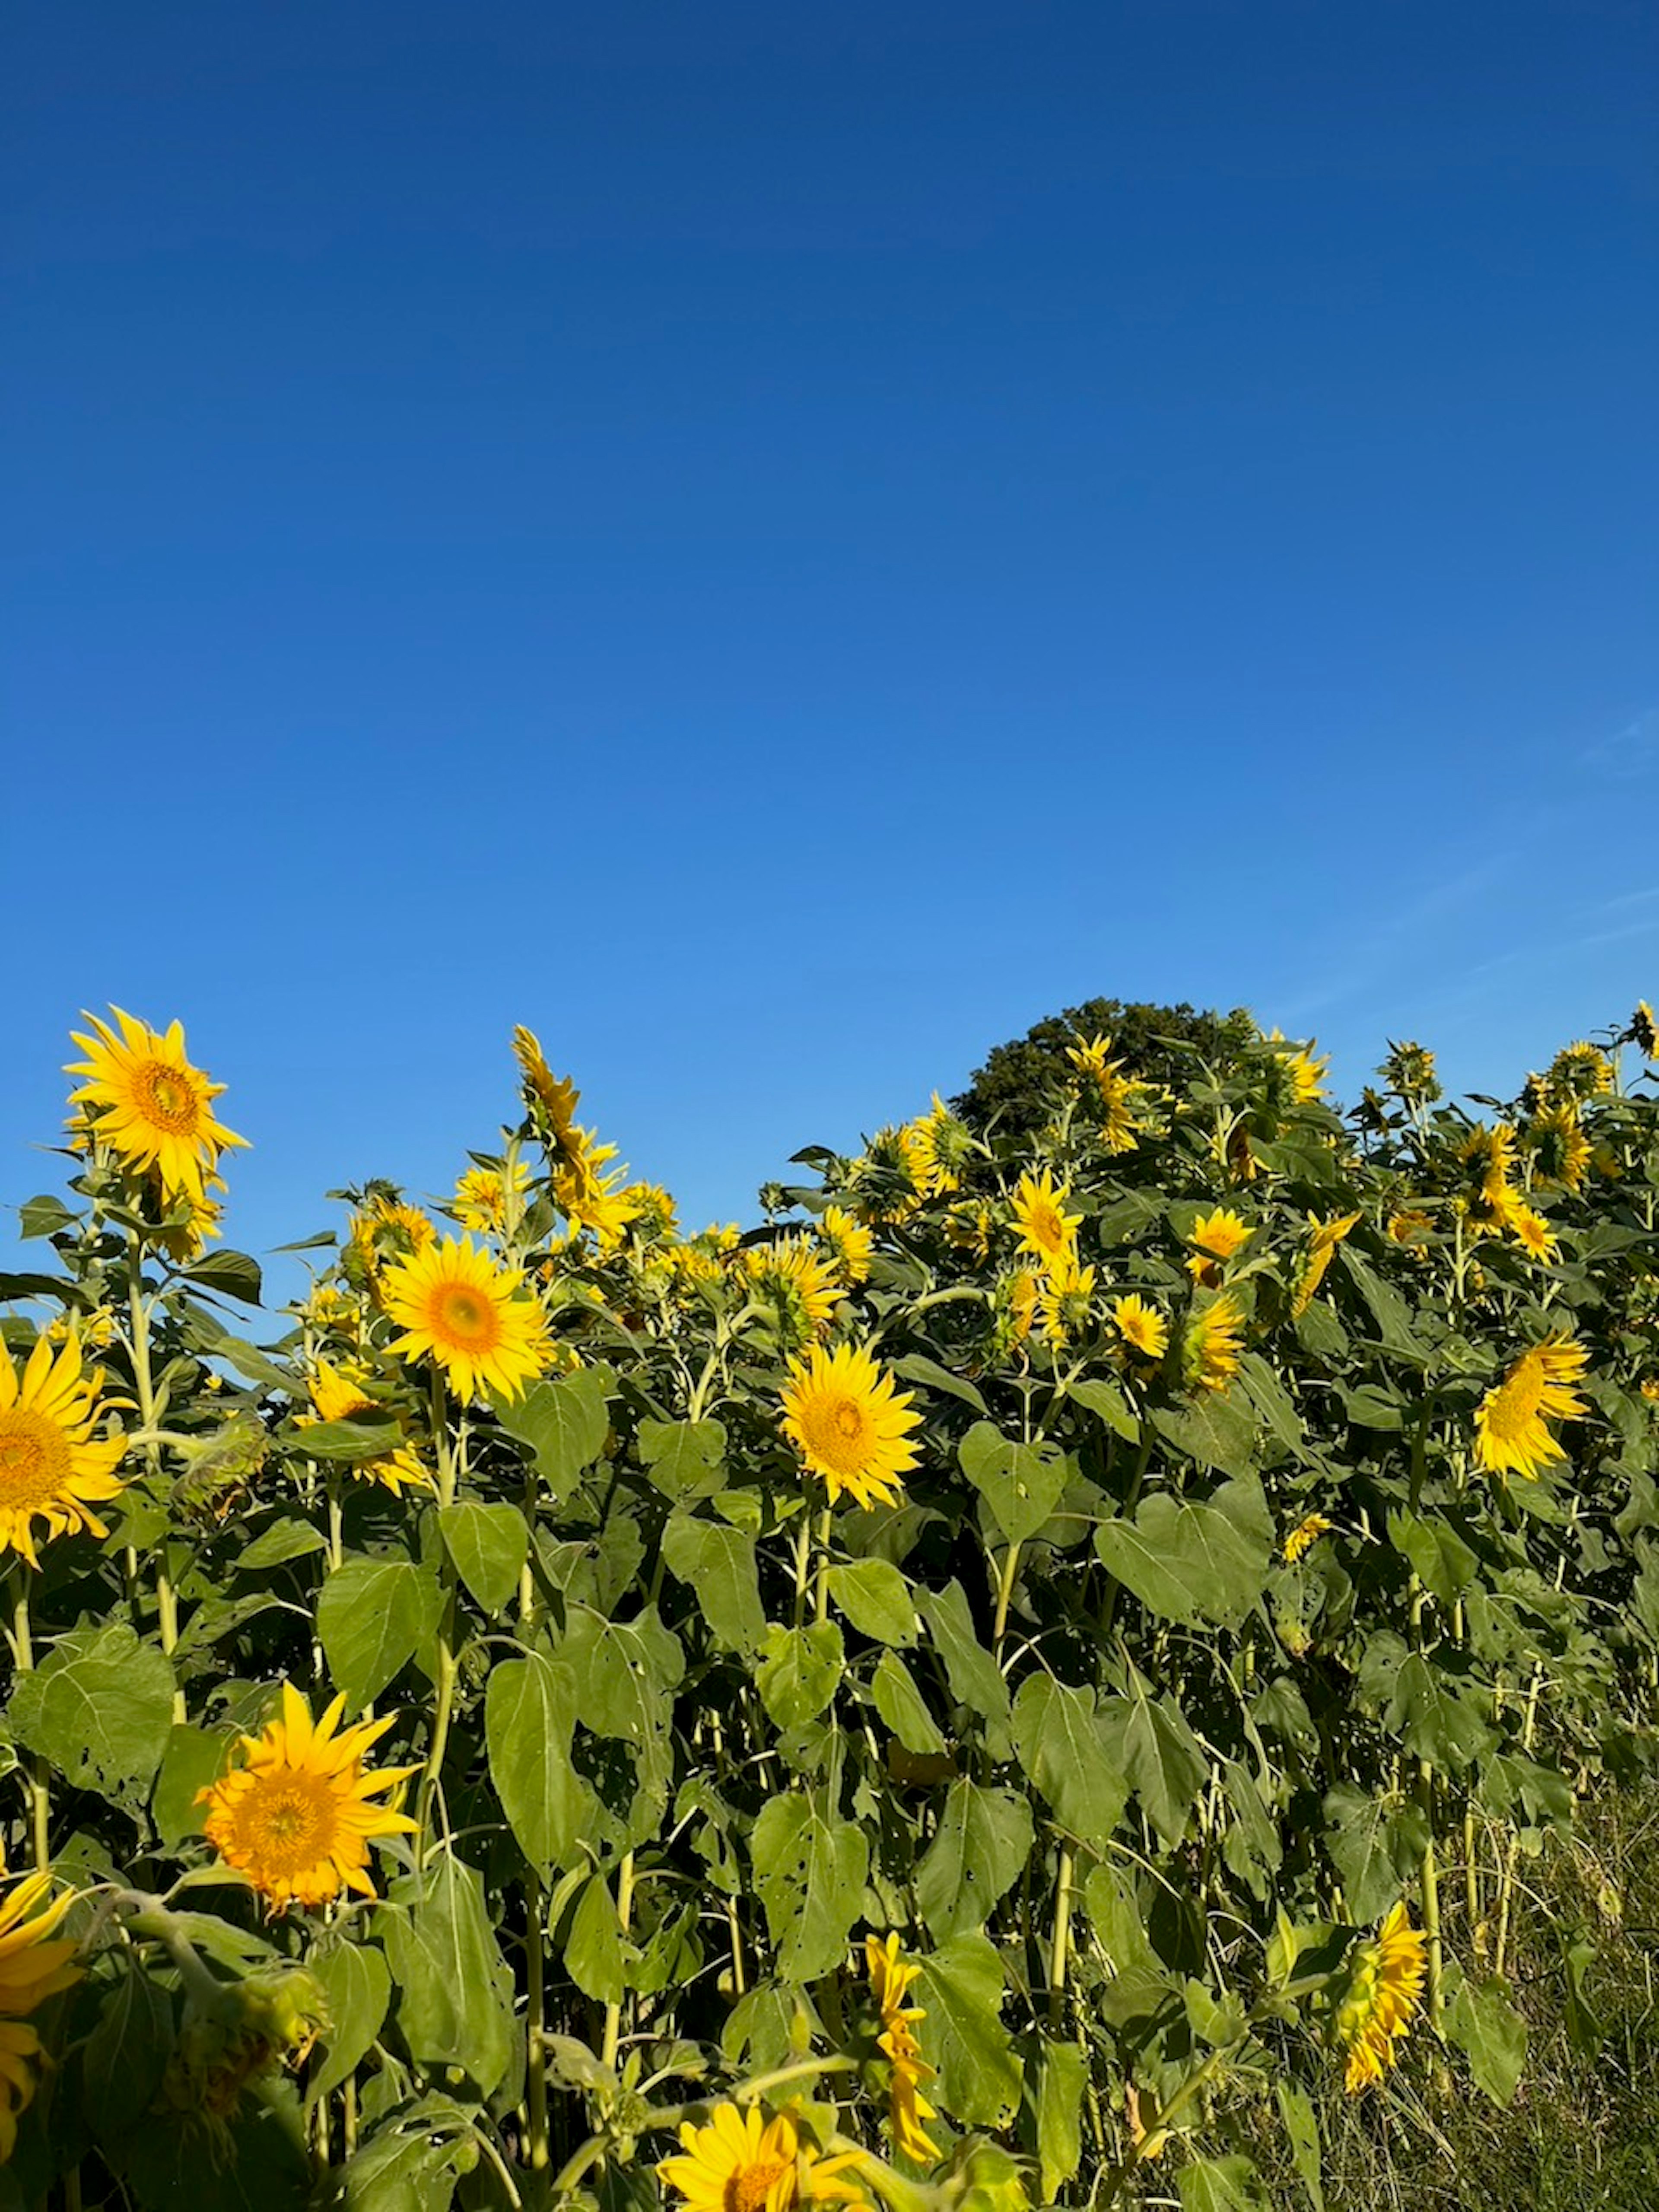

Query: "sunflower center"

xmin=136 ymin=1062 xmax=200 ymax=1133
xmin=0 ymin=1410 xmax=73 ymax=1508
xmin=230 ymin=1771 xmax=339 ymax=1877
xmin=430 ymin=1284 xmax=501 ymax=1352
xmin=728 ymin=2161 xmax=791 ymax=2212
xmin=803 ymin=1393 xmax=872 ymax=1475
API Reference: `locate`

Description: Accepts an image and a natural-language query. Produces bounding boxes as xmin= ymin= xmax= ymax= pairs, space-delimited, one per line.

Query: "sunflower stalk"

xmin=419 ymin=1367 xmax=461 ymax=1840
xmin=6 ymin=1567 xmax=50 ymax=1870
xmin=125 ymin=1233 xmax=186 ymax=1723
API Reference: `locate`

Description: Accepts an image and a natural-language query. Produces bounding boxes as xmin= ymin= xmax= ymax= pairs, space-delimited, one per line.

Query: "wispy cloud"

xmin=1583 ymin=707 xmax=1659 ymax=781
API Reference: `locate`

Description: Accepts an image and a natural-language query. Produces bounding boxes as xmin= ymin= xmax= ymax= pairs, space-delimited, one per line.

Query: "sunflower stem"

xmin=1047 ymin=1842 xmax=1074 ymax=2028
xmin=524 ymin=1873 xmax=550 ymax=2171
xmin=599 ymin=1851 xmax=636 ymax=2072
xmin=126 ymin=1233 xmax=186 ymax=1722
xmin=992 ymin=1541 xmax=1022 ymax=1655
xmin=419 ymin=1368 xmax=460 ymax=1841
xmin=7 ymin=1570 xmax=50 ymax=1870
xmin=1417 ymin=1760 xmax=1445 ymax=2031
xmin=812 ymin=1506 xmax=833 ymax=1625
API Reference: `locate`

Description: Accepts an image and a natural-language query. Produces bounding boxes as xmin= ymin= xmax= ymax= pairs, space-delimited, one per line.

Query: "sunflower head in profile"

xmin=1282 ymin=1511 xmax=1333 ymax=1565
xmin=1336 ymin=1903 xmax=1427 ymax=2094
xmin=864 ymin=1933 xmax=941 ymax=2164
xmin=198 ymin=1683 xmax=419 ymax=1913
xmin=1546 ymin=1040 xmax=1613 ymax=1103
xmin=65 ymin=1007 xmax=247 ymax=1202
xmin=743 ymin=1236 xmax=845 ymax=1349
xmin=1290 ymin=1211 xmax=1362 ymax=1318
xmin=1524 ymin=1104 xmax=1591 ymax=1194
xmin=1185 ymin=1207 xmax=1252 ymax=1287
xmin=1182 ymin=1294 xmax=1245 ymax=1396
xmin=1474 ymin=1335 xmax=1589 ymax=1481
xmin=512 ymin=1026 xmax=582 ymax=1151
xmin=450 ymin=1160 xmax=532 ymax=1238
xmin=658 ymin=2102 xmax=868 ymax=2212
xmin=0 ymin=1330 xmax=128 ymax=1568
xmin=818 ymin=1205 xmax=874 ymax=1287
xmin=0 ymin=1853 xmax=85 ymax=2164
xmin=380 ymin=1236 xmax=550 ymax=1403
xmin=298 ymin=1360 xmax=430 ymax=1496
xmin=1629 ymin=1002 xmax=1659 ymax=1060
xmin=780 ymin=1343 xmax=921 ymax=1511
xmin=1008 ymin=1169 xmax=1081 ymax=1274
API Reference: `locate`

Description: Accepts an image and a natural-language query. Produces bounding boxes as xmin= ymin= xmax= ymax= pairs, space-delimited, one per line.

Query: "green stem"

xmin=1047 ymin=1843 xmax=1074 ymax=2028
xmin=600 ymin=1852 xmax=636 ymax=2072
xmin=418 ymin=1368 xmax=460 ymax=1841
xmin=992 ymin=1541 xmax=1022 ymax=1654
xmin=812 ymin=1506 xmax=834 ymax=1626
xmin=524 ymin=1875 xmax=550 ymax=2171
xmin=8 ymin=1571 xmax=49 ymax=1870
xmin=1417 ymin=1761 xmax=1444 ymax=2030
xmin=126 ymin=1235 xmax=185 ymax=1721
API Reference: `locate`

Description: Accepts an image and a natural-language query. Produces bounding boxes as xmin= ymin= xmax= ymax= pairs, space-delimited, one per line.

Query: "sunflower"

xmin=1505 ymin=1200 xmax=1558 ymax=1264
xmin=1009 ymin=1170 xmax=1081 ymax=1273
xmin=554 ymin=1127 xmax=643 ymax=1250
xmin=1183 ymin=1294 xmax=1245 ymax=1395
xmin=451 ymin=1160 xmax=532 ymax=1236
xmin=65 ymin=1007 xmax=246 ymax=1201
xmin=865 ymin=1934 xmax=940 ymax=2164
xmin=1282 ymin=1512 xmax=1332 ymax=1564
xmin=153 ymin=1174 xmax=227 ymax=1262
xmin=819 ymin=1205 xmax=874 ymax=1286
xmin=345 ymin=1195 xmax=436 ymax=1295
xmin=1546 ymin=1041 xmax=1613 ymax=1102
xmin=743 ymin=1236 xmax=846 ymax=1349
xmin=1064 ymin=1032 xmax=1118 ymax=1081
xmin=0 ymin=1331 xmax=128 ymax=1569
xmin=512 ymin=1026 xmax=582 ymax=1150
xmin=905 ymin=1096 xmax=967 ymax=1199
xmin=198 ymin=1683 xmax=419 ymax=1912
xmin=381 ymin=1236 xmax=550 ymax=1402
xmin=623 ymin=1182 xmax=679 ymax=1243
xmin=1386 ymin=1209 xmax=1434 ymax=1252
xmin=1291 ymin=1211 xmax=1362 ymax=1318
xmin=0 ymin=1854 xmax=84 ymax=2165
xmin=1037 ymin=1259 xmax=1096 ymax=1348
xmin=298 ymin=1360 xmax=430 ymax=1496
xmin=658 ymin=2102 xmax=868 ymax=2212
xmin=780 ymin=1343 xmax=921 ymax=1511
xmin=1630 ymin=1002 xmax=1658 ymax=1059
xmin=1383 ymin=1041 xmax=1440 ymax=1102
xmin=1337 ymin=1903 xmax=1427 ymax=2094
xmin=1474 ymin=1335 xmax=1589 ymax=1481
xmin=1525 ymin=1105 xmax=1591 ymax=1194
xmin=1185 ymin=1207 xmax=1252 ymax=1287
xmin=1005 ymin=1267 xmax=1041 ymax=1346
xmin=1111 ymin=1294 xmax=1169 ymax=1367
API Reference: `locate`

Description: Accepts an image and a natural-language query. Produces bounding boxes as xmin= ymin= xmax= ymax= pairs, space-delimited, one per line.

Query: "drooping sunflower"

xmin=1185 ymin=1207 xmax=1252 ymax=1287
xmin=1474 ymin=1335 xmax=1590 ymax=1481
xmin=1630 ymin=1001 xmax=1658 ymax=1060
xmin=1291 ymin=1211 xmax=1362 ymax=1318
xmin=1337 ymin=1903 xmax=1427 ymax=2094
xmin=1183 ymin=1294 xmax=1245 ymax=1395
xmin=1111 ymin=1294 xmax=1169 ymax=1367
xmin=864 ymin=1934 xmax=940 ymax=2164
xmin=381 ymin=1236 xmax=550 ymax=1402
xmin=1009 ymin=1169 xmax=1081 ymax=1274
xmin=658 ymin=2102 xmax=868 ymax=2212
xmin=744 ymin=1236 xmax=845 ymax=1341
xmin=451 ymin=1159 xmax=532 ymax=1237
xmin=0 ymin=1855 xmax=85 ymax=2165
xmin=65 ymin=1007 xmax=246 ymax=1201
xmin=819 ymin=1205 xmax=874 ymax=1287
xmin=512 ymin=1026 xmax=581 ymax=1151
xmin=197 ymin=1683 xmax=419 ymax=1912
xmin=1546 ymin=1040 xmax=1613 ymax=1103
xmin=0 ymin=1331 xmax=128 ymax=1568
xmin=554 ymin=1127 xmax=643 ymax=1250
xmin=1525 ymin=1104 xmax=1591 ymax=1194
xmin=1282 ymin=1512 xmax=1332 ymax=1565
xmin=298 ymin=1360 xmax=430 ymax=1496
xmin=1280 ymin=1040 xmax=1330 ymax=1106
xmin=905 ymin=1096 xmax=969 ymax=1199
xmin=345 ymin=1194 xmax=436 ymax=1297
xmin=780 ymin=1344 xmax=921 ymax=1510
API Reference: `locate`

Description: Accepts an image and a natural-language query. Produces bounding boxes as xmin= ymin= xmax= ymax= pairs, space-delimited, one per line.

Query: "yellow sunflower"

xmin=1183 ymin=1294 xmax=1245 ymax=1395
xmin=780 ymin=1344 xmax=921 ymax=1511
xmin=744 ymin=1236 xmax=845 ymax=1339
xmin=1338 ymin=1903 xmax=1427 ymax=2094
xmin=1009 ymin=1169 xmax=1081 ymax=1273
xmin=1546 ymin=1041 xmax=1613 ymax=1102
xmin=1064 ymin=1032 xmax=1118 ymax=1080
xmin=1505 ymin=1200 xmax=1558 ymax=1264
xmin=381 ymin=1236 xmax=550 ymax=1402
xmin=1474 ymin=1335 xmax=1589 ymax=1481
xmin=554 ymin=1127 xmax=643 ymax=1250
xmin=905 ymin=1096 xmax=967 ymax=1199
xmin=0 ymin=1331 xmax=128 ymax=1569
xmin=345 ymin=1195 xmax=436 ymax=1296
xmin=1111 ymin=1294 xmax=1168 ymax=1367
xmin=1630 ymin=1002 xmax=1658 ymax=1059
xmin=1282 ymin=1512 xmax=1332 ymax=1564
xmin=197 ymin=1683 xmax=419 ymax=1912
xmin=152 ymin=1174 xmax=227 ymax=1262
xmin=819 ymin=1205 xmax=874 ymax=1286
xmin=1185 ymin=1207 xmax=1252 ymax=1287
xmin=451 ymin=1160 xmax=532 ymax=1236
xmin=0 ymin=1854 xmax=84 ymax=2165
xmin=1037 ymin=1258 xmax=1096 ymax=1348
xmin=512 ymin=1026 xmax=581 ymax=1148
xmin=865 ymin=1933 xmax=941 ymax=2163
xmin=298 ymin=1360 xmax=430 ymax=1496
xmin=1525 ymin=1105 xmax=1591 ymax=1193
xmin=65 ymin=1007 xmax=246 ymax=1201
xmin=658 ymin=2102 xmax=868 ymax=2212
xmin=1386 ymin=1209 xmax=1434 ymax=1252
xmin=1291 ymin=1211 xmax=1362 ymax=1318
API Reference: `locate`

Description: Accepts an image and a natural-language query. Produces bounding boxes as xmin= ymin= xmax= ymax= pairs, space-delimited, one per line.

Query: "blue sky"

xmin=4 ymin=1 xmax=1655 ymax=1307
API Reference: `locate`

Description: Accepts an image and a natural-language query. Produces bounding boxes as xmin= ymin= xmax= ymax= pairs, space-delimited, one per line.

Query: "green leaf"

xmin=485 ymin=1649 xmax=581 ymax=1875
xmin=1010 ymin=1676 xmax=1128 ymax=1848
xmin=1034 ymin=2038 xmax=1086 ymax=2202
xmin=915 ymin=1781 xmax=1034 ymax=1938
xmin=8 ymin=1624 xmax=175 ymax=1804
xmin=1387 ymin=1510 xmax=1478 ymax=1608
xmin=561 ymin=1606 xmax=683 ymax=1750
xmin=308 ymin=1942 xmax=392 ymax=2103
xmin=235 ymin=1518 xmax=331 ymax=1571
xmin=18 ymin=1193 xmax=77 ymax=1240
xmin=495 ymin=1369 xmax=610 ymax=1500
xmin=1098 ymin=1675 xmax=1206 ymax=1846
xmin=438 ymin=1499 xmax=529 ymax=1616
xmin=151 ymin=1723 xmax=234 ymax=1849
xmin=869 ymin=1651 xmax=947 ymax=1755
xmin=918 ymin=1581 xmax=1011 ymax=1728
xmin=958 ymin=1423 xmax=1067 ymax=1545
xmin=1094 ymin=1493 xmax=1266 ymax=1630
xmin=565 ymin=1871 xmax=627 ymax=2004
xmin=1338 ymin=1248 xmax=1423 ymax=1360
xmin=1178 ymin=2154 xmax=1272 ymax=2212
xmin=1151 ymin=1392 xmax=1259 ymax=1477
xmin=1385 ymin=1654 xmax=1495 ymax=1771
xmin=892 ymin=1354 xmax=987 ymax=1415
xmin=375 ymin=1855 xmax=515 ymax=2097
xmin=289 ymin=1414 xmax=405 ymax=1463
xmin=1065 ymin=1376 xmax=1140 ymax=1442
xmin=81 ymin=1960 xmax=175 ymax=2149
xmin=182 ymin=1247 xmax=264 ymax=1304
xmin=316 ymin=1556 xmax=443 ymax=1710
xmin=1274 ymin=2080 xmax=1325 ymax=2212
xmin=1445 ymin=1974 xmax=1527 ymax=2105
xmin=756 ymin=1622 xmax=844 ymax=1730
xmin=751 ymin=1789 xmax=869 ymax=1984
xmin=637 ymin=1417 xmax=728 ymax=1500
xmin=915 ymin=1931 xmax=1023 ymax=2127
xmin=825 ymin=1559 xmax=916 ymax=1646
xmin=1183 ymin=1977 xmax=1248 ymax=2046
xmin=661 ymin=1515 xmax=767 ymax=1652
xmin=1322 ymin=1785 xmax=1427 ymax=1923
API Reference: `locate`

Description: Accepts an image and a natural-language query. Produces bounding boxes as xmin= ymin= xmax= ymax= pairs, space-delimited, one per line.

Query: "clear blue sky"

xmin=4 ymin=1 xmax=1656 ymax=1306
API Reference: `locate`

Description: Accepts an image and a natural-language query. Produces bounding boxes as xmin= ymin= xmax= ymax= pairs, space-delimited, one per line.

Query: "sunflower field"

xmin=3 ymin=1002 xmax=1659 ymax=2212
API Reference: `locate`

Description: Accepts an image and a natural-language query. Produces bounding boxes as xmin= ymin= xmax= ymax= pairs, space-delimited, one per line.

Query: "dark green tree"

xmin=952 ymin=995 xmax=1258 ymax=1141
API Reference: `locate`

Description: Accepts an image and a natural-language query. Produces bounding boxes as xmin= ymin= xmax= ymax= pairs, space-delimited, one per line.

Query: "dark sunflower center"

xmin=0 ymin=1410 xmax=73 ymax=1507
